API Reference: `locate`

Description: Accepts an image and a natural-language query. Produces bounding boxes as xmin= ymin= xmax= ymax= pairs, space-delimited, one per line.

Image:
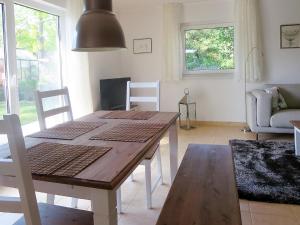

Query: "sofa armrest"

xmin=250 ymin=90 xmax=273 ymax=127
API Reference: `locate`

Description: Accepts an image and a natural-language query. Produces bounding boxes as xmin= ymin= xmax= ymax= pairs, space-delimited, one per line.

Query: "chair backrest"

xmin=35 ymin=87 xmax=73 ymax=130
xmin=126 ymin=81 xmax=160 ymax=111
xmin=0 ymin=114 xmax=41 ymax=225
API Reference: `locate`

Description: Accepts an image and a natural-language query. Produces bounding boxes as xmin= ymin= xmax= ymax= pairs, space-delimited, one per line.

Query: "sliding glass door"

xmin=0 ymin=0 xmax=64 ymax=133
xmin=15 ymin=4 xmax=62 ymax=126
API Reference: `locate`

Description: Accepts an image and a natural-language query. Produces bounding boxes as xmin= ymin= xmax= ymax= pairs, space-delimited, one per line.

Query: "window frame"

xmin=0 ymin=0 xmax=66 ymax=117
xmin=181 ymin=22 xmax=235 ymax=76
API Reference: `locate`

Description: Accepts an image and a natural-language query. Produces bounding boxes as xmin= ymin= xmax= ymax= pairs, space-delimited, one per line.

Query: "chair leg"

xmin=256 ymin=133 xmax=259 ymax=141
xmin=145 ymin=161 xmax=152 ymax=209
xmin=116 ymin=188 xmax=122 ymax=214
xmin=156 ymin=149 xmax=163 ymax=184
xmin=46 ymin=194 xmax=55 ymax=204
xmin=71 ymin=198 xmax=78 ymax=208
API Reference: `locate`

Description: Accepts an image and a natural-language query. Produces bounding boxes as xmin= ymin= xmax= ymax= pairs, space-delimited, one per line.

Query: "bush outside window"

xmin=182 ymin=24 xmax=235 ymax=75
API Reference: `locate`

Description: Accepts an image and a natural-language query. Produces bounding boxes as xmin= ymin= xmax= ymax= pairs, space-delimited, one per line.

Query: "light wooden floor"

xmin=0 ymin=124 xmax=299 ymax=225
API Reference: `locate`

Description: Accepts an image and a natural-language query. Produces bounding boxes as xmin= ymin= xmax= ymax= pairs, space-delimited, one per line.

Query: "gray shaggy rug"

xmin=229 ymin=139 xmax=300 ymax=205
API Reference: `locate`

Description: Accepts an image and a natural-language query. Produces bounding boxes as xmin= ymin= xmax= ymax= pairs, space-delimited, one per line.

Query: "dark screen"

xmin=100 ymin=77 xmax=131 ymax=110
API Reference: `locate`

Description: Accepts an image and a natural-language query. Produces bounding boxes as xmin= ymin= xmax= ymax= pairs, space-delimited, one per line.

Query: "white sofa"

xmin=247 ymin=84 xmax=300 ymax=136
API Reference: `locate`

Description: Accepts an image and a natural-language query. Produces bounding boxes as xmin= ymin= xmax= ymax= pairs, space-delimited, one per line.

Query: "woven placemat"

xmin=90 ymin=122 xmax=166 ymax=143
xmin=100 ymin=111 xmax=158 ymax=120
xmin=28 ymin=121 xmax=106 ymax=140
xmin=55 ymin=121 xmax=106 ymax=129
xmin=27 ymin=142 xmax=111 ymax=177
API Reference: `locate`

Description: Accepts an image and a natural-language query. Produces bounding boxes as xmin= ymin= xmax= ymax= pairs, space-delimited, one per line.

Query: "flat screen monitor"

xmin=100 ymin=77 xmax=131 ymax=110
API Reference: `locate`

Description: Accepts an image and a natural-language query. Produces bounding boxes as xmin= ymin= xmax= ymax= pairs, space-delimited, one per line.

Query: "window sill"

xmin=182 ymin=70 xmax=235 ymax=79
xmin=183 ymin=69 xmax=235 ymax=76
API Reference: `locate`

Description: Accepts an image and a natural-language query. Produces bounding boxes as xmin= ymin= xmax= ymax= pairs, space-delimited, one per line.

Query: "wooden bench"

xmin=14 ymin=203 xmax=94 ymax=225
xmin=156 ymin=144 xmax=242 ymax=225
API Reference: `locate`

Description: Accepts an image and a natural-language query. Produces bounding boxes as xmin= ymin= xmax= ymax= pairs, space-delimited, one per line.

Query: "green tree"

xmin=185 ymin=26 xmax=235 ymax=71
xmin=14 ymin=4 xmax=58 ymax=57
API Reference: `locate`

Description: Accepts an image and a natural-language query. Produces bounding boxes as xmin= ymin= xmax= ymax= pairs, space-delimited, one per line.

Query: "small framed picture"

xmin=133 ymin=38 xmax=152 ymax=54
xmin=280 ymin=24 xmax=300 ymax=49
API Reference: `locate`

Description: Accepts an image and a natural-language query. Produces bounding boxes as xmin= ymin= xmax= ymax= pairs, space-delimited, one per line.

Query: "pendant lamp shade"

xmin=72 ymin=0 xmax=126 ymax=52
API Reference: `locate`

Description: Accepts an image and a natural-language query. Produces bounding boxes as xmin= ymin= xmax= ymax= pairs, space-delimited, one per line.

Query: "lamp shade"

xmin=72 ymin=0 xmax=126 ymax=52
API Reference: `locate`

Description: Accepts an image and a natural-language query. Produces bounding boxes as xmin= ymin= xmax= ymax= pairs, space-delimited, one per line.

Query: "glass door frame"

xmin=0 ymin=0 xmax=66 ymax=118
xmin=1 ymin=0 xmax=18 ymax=115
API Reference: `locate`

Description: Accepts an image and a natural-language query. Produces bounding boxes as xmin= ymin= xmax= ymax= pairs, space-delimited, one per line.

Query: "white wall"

xmin=88 ymin=52 xmax=123 ymax=110
xmin=84 ymin=0 xmax=300 ymax=122
xmin=117 ymin=0 xmax=246 ymax=122
xmin=259 ymin=0 xmax=300 ymax=84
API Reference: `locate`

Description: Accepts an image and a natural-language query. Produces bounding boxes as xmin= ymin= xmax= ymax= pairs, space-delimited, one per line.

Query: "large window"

xmin=182 ymin=24 xmax=235 ymax=75
xmin=0 ymin=0 xmax=64 ymax=133
xmin=15 ymin=4 xmax=62 ymax=125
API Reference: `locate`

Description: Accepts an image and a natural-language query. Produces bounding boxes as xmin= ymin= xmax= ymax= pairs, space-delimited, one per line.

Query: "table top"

xmin=291 ymin=120 xmax=300 ymax=129
xmin=25 ymin=111 xmax=179 ymax=190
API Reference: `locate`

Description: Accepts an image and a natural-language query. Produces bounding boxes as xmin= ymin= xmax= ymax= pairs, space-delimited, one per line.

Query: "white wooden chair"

xmin=117 ymin=81 xmax=163 ymax=212
xmin=0 ymin=114 xmax=94 ymax=225
xmin=35 ymin=87 xmax=78 ymax=208
xmin=126 ymin=81 xmax=160 ymax=112
xmin=35 ymin=87 xmax=73 ymax=130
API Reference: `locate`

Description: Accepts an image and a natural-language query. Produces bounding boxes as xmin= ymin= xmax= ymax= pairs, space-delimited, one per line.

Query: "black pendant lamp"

xmin=72 ymin=0 xmax=126 ymax=52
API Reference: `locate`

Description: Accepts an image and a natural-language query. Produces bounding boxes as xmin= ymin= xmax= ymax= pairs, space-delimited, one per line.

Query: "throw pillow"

xmin=278 ymin=92 xmax=288 ymax=109
xmin=265 ymin=87 xmax=279 ymax=112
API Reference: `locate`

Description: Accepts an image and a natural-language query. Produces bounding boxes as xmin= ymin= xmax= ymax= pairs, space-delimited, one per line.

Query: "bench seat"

xmin=14 ymin=203 xmax=94 ymax=225
xmin=156 ymin=144 xmax=242 ymax=225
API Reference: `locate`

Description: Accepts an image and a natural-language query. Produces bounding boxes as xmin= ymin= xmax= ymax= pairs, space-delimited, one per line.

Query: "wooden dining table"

xmin=0 ymin=111 xmax=179 ymax=225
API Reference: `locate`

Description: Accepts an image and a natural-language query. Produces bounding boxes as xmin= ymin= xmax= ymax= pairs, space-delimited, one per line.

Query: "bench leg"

xmin=46 ymin=194 xmax=55 ymax=204
xmin=145 ymin=161 xmax=152 ymax=209
xmin=71 ymin=198 xmax=78 ymax=208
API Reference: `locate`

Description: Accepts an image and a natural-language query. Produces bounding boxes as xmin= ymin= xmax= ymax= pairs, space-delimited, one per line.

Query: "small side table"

xmin=291 ymin=121 xmax=300 ymax=156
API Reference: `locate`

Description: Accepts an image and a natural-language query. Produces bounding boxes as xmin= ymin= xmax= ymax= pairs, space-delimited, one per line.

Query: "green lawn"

xmin=0 ymin=101 xmax=37 ymax=125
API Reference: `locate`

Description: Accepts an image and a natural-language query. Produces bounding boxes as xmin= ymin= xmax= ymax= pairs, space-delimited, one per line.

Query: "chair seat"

xmin=144 ymin=143 xmax=160 ymax=160
xmin=14 ymin=203 xmax=94 ymax=225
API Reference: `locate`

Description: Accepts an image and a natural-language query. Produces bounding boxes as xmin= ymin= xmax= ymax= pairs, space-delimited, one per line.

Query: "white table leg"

xmin=116 ymin=188 xmax=122 ymax=214
xmin=295 ymin=127 xmax=300 ymax=156
xmin=91 ymin=189 xmax=117 ymax=225
xmin=169 ymin=121 xmax=178 ymax=183
xmin=144 ymin=160 xmax=152 ymax=209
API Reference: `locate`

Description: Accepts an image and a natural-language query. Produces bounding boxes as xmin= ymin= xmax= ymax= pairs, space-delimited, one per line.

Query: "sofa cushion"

xmin=278 ymin=85 xmax=300 ymax=109
xmin=270 ymin=109 xmax=300 ymax=128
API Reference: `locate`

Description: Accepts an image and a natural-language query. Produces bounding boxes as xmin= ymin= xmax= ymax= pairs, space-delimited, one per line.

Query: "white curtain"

xmin=235 ymin=0 xmax=263 ymax=82
xmin=64 ymin=0 xmax=94 ymax=118
xmin=163 ymin=3 xmax=184 ymax=81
